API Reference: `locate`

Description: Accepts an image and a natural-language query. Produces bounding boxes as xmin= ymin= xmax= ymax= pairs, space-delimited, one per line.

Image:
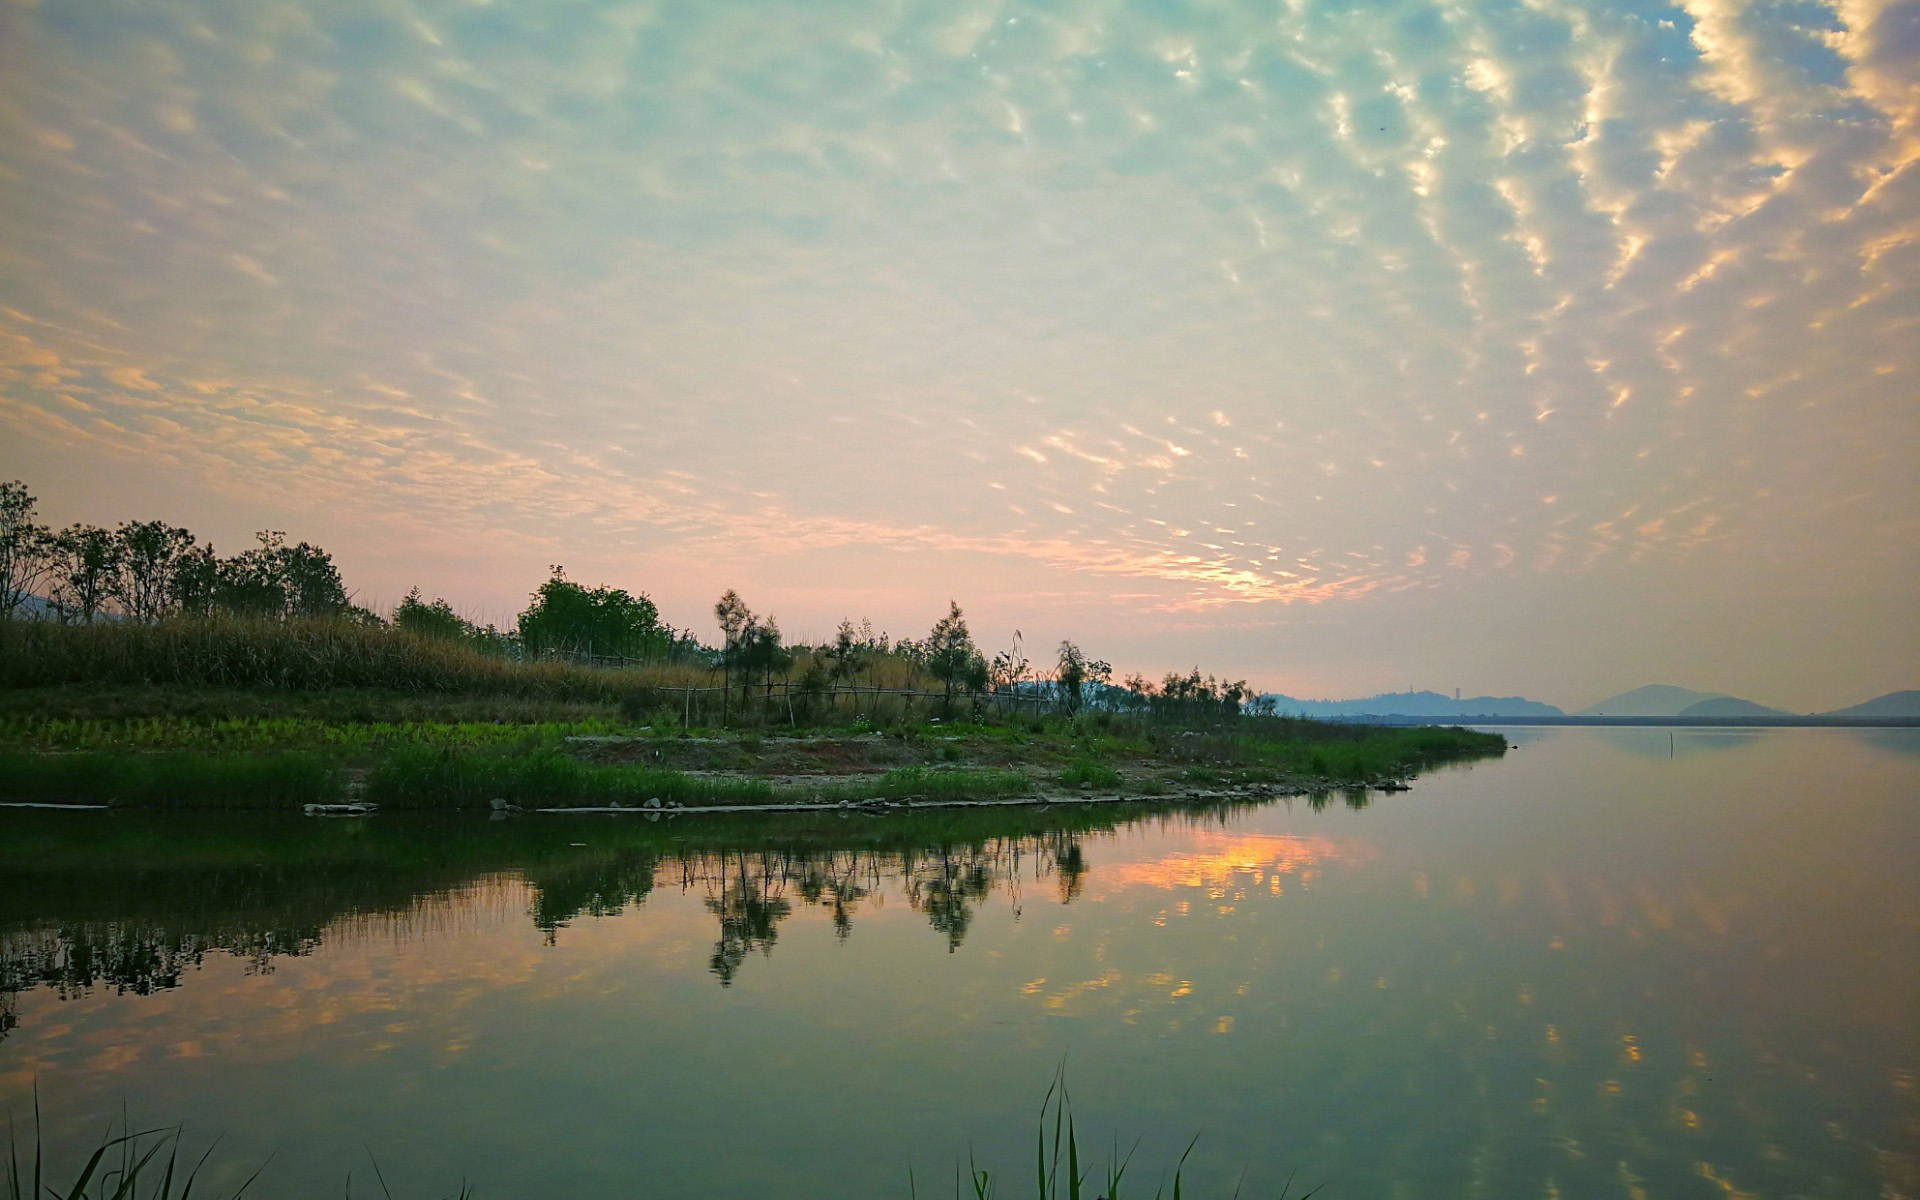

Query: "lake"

xmin=2 ymin=726 xmax=1915 ymax=1197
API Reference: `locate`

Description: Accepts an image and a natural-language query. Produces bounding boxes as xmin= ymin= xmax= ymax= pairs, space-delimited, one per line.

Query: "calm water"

xmin=3 ymin=727 xmax=1916 ymax=1198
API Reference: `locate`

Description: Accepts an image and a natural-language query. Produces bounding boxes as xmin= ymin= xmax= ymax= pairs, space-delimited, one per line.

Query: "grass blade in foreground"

xmin=927 ymin=1072 xmax=1324 ymax=1199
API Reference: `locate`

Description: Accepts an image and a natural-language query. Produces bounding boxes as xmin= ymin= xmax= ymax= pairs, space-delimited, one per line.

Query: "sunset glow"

xmin=1 ymin=0 xmax=1913 ymax=707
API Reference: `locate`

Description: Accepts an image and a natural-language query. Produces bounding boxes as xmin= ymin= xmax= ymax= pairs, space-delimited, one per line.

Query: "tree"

xmin=395 ymin=587 xmax=485 ymax=642
xmin=46 ymin=524 xmax=122 ymax=623
xmin=738 ymin=614 xmax=790 ymax=717
xmin=1155 ymin=667 xmax=1247 ymax=723
xmin=170 ymin=543 xmax=221 ymax=617
xmin=925 ymin=601 xmax=986 ymax=713
xmin=714 ymin=589 xmax=753 ymax=724
xmin=824 ymin=619 xmax=868 ymax=714
xmin=1056 ymin=640 xmax=1088 ymax=717
xmin=1054 ymin=640 xmax=1112 ymax=718
xmin=0 ymin=481 xmax=51 ymax=620
xmin=111 ymin=520 xmax=196 ymax=623
xmin=518 ymin=566 xmax=668 ymax=658
xmin=214 ymin=531 xmax=291 ymax=617
xmin=826 ymin=620 xmax=865 ymax=687
xmin=989 ymin=631 xmax=1030 ymax=707
xmin=276 ymin=539 xmax=350 ymax=617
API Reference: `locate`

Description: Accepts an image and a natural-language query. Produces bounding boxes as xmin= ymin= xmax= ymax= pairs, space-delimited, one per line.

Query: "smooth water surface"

xmin=3 ymin=727 xmax=1916 ymax=1197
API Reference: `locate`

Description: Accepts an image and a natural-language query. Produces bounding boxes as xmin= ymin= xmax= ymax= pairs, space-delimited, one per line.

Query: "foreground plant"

xmin=914 ymin=1072 xmax=1323 ymax=1200
xmin=4 ymin=1094 xmax=471 ymax=1200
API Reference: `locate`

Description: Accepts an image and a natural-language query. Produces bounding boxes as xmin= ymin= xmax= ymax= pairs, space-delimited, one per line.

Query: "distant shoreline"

xmin=1320 ymin=715 xmax=1920 ymax=728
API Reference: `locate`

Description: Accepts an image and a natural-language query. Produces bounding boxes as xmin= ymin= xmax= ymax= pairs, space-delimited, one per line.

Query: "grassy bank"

xmin=0 ymin=621 xmax=1505 ymax=811
xmin=0 ymin=717 xmax=1503 ymax=810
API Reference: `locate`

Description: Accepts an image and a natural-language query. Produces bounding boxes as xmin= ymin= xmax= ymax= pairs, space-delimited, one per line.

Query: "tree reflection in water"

xmin=0 ymin=799 xmax=1268 ymax=1015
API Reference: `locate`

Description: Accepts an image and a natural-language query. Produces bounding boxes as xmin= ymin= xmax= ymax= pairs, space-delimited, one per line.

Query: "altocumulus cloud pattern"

xmin=0 ymin=0 xmax=1914 ymax=616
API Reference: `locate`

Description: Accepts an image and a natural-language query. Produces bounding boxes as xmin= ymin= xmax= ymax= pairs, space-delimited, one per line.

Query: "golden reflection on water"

xmin=1097 ymin=830 xmax=1368 ymax=895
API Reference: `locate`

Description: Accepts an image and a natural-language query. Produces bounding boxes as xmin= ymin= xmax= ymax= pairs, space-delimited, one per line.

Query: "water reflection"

xmin=1847 ymin=726 xmax=1920 ymax=756
xmin=0 ymin=801 xmax=1267 ymax=1012
xmin=1593 ymin=727 xmax=1766 ymax=758
xmin=3 ymin=733 xmax=1914 ymax=1199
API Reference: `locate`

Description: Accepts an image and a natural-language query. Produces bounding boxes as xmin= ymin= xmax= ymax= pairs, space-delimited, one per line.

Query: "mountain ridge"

xmin=1820 ymin=690 xmax=1920 ymax=718
xmin=1259 ymin=689 xmax=1564 ymax=719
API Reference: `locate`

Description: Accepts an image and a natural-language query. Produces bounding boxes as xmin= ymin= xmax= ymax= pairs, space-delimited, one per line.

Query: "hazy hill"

xmin=1261 ymin=690 xmax=1564 ymax=719
xmin=1575 ymin=685 xmax=1729 ymax=717
xmin=1678 ymin=696 xmax=1791 ymax=718
xmin=1822 ymin=690 xmax=1920 ymax=718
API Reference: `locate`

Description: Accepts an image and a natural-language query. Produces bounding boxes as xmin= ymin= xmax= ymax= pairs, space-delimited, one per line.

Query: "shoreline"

xmin=0 ymin=702 xmax=1507 ymax=813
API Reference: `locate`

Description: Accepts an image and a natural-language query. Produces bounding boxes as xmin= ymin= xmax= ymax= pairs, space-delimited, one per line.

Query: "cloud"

xmin=0 ymin=0 xmax=1912 ymax=695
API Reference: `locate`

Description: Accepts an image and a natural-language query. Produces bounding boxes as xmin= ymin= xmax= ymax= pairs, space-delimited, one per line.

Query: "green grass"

xmin=1057 ymin=758 xmax=1122 ymax=790
xmin=362 ymin=745 xmax=774 ymax=809
xmin=0 ymin=750 xmax=338 ymax=809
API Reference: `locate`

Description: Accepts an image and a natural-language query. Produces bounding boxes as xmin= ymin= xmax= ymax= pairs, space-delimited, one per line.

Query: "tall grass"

xmin=0 ymin=616 xmax=669 ymax=703
xmin=0 ymin=715 xmax=612 ymax=754
xmin=0 ymin=750 xmax=338 ymax=808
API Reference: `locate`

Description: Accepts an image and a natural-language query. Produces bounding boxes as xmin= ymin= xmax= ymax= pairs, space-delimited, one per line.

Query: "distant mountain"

xmin=1822 ymin=690 xmax=1920 ymax=718
xmin=5 ymin=595 xmax=53 ymax=619
xmin=1261 ymin=689 xmax=1564 ymax=719
xmin=1678 ymin=697 xmax=1791 ymax=718
xmin=1575 ymin=685 xmax=1729 ymax=717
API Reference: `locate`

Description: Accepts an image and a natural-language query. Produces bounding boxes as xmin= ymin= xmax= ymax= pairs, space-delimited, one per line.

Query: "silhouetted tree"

xmin=0 ymin=481 xmax=51 ymax=619
xmin=392 ymin=587 xmax=503 ymax=645
xmin=518 ymin=566 xmax=667 ymax=658
xmin=738 ymin=614 xmax=789 ymax=718
xmin=1055 ymin=640 xmax=1115 ymax=718
xmin=714 ymin=589 xmax=753 ymax=724
xmin=169 ymin=543 xmax=221 ymax=617
xmin=46 ymin=524 xmax=121 ymax=623
xmin=110 ymin=520 xmax=195 ymax=623
xmin=925 ymin=600 xmax=986 ymax=713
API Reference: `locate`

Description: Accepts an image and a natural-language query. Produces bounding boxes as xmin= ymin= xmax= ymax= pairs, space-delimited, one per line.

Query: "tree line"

xmin=0 ymin=479 xmax=1256 ymax=719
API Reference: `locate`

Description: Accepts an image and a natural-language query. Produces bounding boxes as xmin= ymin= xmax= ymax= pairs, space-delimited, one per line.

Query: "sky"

xmin=0 ymin=0 xmax=1915 ymax=712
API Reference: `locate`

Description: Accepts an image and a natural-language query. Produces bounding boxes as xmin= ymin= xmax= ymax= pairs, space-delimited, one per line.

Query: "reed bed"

xmin=0 ymin=715 xmax=613 ymax=754
xmin=0 ymin=616 xmax=671 ymax=702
